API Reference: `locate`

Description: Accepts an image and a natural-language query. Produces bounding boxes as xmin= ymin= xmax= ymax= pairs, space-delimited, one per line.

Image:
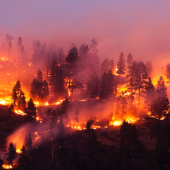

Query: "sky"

xmin=0 ymin=0 xmax=170 ymax=69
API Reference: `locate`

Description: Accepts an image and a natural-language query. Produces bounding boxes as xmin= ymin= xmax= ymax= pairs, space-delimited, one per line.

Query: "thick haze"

xmin=0 ymin=0 xmax=170 ymax=68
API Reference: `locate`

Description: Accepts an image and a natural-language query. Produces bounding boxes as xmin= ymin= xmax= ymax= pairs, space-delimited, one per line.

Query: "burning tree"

xmin=151 ymin=76 xmax=169 ymax=118
xmin=12 ymin=80 xmax=26 ymax=111
xmin=127 ymin=61 xmax=148 ymax=108
xmin=30 ymin=70 xmax=49 ymax=101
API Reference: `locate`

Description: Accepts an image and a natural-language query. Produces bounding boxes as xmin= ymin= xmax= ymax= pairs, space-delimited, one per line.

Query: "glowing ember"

xmin=45 ymin=102 xmax=48 ymax=106
xmin=14 ymin=109 xmax=27 ymax=116
xmin=2 ymin=164 xmax=13 ymax=169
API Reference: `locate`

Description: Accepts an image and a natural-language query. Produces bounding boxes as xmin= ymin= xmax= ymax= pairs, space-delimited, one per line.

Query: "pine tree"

xmin=100 ymin=70 xmax=114 ymax=100
xmin=127 ymin=53 xmax=133 ymax=68
xmin=30 ymin=70 xmax=49 ymax=101
xmin=127 ymin=61 xmax=148 ymax=108
xmin=165 ymin=63 xmax=170 ymax=83
xmin=27 ymin=98 xmax=36 ymax=117
xmin=17 ymin=146 xmax=30 ymax=170
xmin=12 ymin=80 xmax=26 ymax=109
xmin=116 ymin=52 xmax=125 ymax=75
xmin=87 ymin=72 xmax=99 ymax=99
xmin=101 ymin=58 xmax=110 ymax=73
xmin=18 ymin=90 xmax=26 ymax=111
xmin=144 ymin=77 xmax=156 ymax=113
xmin=42 ymin=80 xmax=49 ymax=100
xmin=37 ymin=69 xmax=43 ymax=83
xmin=17 ymin=37 xmax=25 ymax=64
xmin=58 ymin=47 xmax=65 ymax=65
xmin=155 ymin=76 xmax=169 ymax=118
xmin=90 ymin=38 xmax=99 ymax=69
xmin=146 ymin=61 xmax=153 ymax=78
xmin=6 ymin=34 xmax=14 ymax=60
xmin=6 ymin=142 xmax=16 ymax=165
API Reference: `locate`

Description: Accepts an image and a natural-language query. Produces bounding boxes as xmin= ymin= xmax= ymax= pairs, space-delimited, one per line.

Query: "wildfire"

xmin=115 ymin=67 xmax=118 ymax=75
xmin=0 ymin=97 xmax=13 ymax=105
xmin=34 ymin=101 xmax=39 ymax=106
xmin=0 ymin=99 xmax=6 ymax=105
xmin=14 ymin=109 xmax=27 ymax=116
xmin=16 ymin=149 xmax=22 ymax=154
xmin=55 ymin=99 xmax=63 ymax=105
xmin=2 ymin=164 xmax=13 ymax=169
xmin=109 ymin=116 xmax=139 ymax=126
xmin=68 ymin=88 xmax=71 ymax=97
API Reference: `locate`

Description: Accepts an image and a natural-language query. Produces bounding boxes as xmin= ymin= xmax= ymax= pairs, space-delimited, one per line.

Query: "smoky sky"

xmin=0 ymin=0 xmax=170 ymax=68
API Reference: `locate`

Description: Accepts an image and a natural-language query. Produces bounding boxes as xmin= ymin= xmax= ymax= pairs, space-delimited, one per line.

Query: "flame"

xmin=115 ymin=67 xmax=119 ymax=75
xmin=109 ymin=116 xmax=139 ymax=126
xmin=14 ymin=109 xmax=27 ymax=116
xmin=2 ymin=164 xmax=13 ymax=169
xmin=109 ymin=120 xmax=122 ymax=126
xmin=45 ymin=102 xmax=48 ymax=106
xmin=16 ymin=149 xmax=22 ymax=154
xmin=148 ymin=111 xmax=151 ymax=115
xmin=68 ymin=88 xmax=71 ymax=97
xmin=34 ymin=101 xmax=39 ymax=106
xmin=0 ymin=99 xmax=6 ymax=105
xmin=55 ymin=99 xmax=63 ymax=105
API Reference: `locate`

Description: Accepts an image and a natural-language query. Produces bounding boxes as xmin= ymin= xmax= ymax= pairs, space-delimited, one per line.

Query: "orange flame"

xmin=14 ymin=109 xmax=27 ymax=116
xmin=2 ymin=164 xmax=13 ymax=169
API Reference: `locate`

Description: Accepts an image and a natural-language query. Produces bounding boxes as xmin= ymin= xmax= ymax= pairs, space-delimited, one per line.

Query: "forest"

xmin=0 ymin=34 xmax=170 ymax=170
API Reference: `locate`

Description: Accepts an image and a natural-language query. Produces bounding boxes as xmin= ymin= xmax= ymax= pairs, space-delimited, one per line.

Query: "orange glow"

xmin=115 ymin=67 xmax=119 ymax=75
xmin=109 ymin=116 xmax=139 ymax=126
xmin=2 ymin=164 xmax=13 ymax=169
xmin=16 ymin=149 xmax=22 ymax=154
xmin=55 ymin=99 xmax=63 ymax=105
xmin=34 ymin=101 xmax=39 ymax=106
xmin=1 ymin=57 xmax=8 ymax=61
xmin=148 ymin=111 xmax=151 ymax=115
xmin=14 ymin=109 xmax=27 ymax=116
xmin=68 ymin=88 xmax=71 ymax=97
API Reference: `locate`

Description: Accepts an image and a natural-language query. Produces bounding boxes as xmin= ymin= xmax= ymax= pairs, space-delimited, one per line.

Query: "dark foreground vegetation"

xmin=1 ymin=106 xmax=170 ymax=170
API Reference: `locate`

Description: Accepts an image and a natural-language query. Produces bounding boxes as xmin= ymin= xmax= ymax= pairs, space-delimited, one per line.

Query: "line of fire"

xmin=0 ymin=36 xmax=170 ymax=170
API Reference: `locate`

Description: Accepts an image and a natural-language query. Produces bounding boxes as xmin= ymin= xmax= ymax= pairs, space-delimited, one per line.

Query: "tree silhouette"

xmin=6 ymin=142 xmax=16 ymax=165
xmin=6 ymin=34 xmax=14 ymax=60
xmin=117 ymin=52 xmax=125 ymax=75
xmin=27 ymin=98 xmax=36 ymax=117
xmin=87 ymin=72 xmax=100 ymax=99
